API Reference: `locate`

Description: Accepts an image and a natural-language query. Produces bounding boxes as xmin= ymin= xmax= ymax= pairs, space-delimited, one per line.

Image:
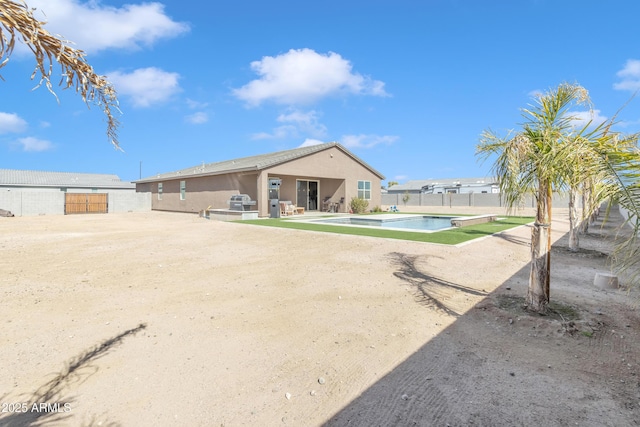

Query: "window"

xmin=357 ymin=180 xmax=371 ymax=200
xmin=180 ymin=180 xmax=186 ymax=200
xmin=158 ymin=183 xmax=163 ymax=200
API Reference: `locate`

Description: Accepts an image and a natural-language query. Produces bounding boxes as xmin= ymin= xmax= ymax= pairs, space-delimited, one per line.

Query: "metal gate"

xmin=64 ymin=193 xmax=108 ymax=214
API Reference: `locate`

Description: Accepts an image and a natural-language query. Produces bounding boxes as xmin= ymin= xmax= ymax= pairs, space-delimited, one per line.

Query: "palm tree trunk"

xmin=568 ymin=188 xmax=579 ymax=251
xmin=527 ymin=181 xmax=552 ymax=313
xmin=591 ymin=202 xmax=600 ymax=223
xmin=579 ymin=185 xmax=590 ymax=234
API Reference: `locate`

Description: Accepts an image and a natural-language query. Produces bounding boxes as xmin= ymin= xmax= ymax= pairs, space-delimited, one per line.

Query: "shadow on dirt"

xmin=492 ymin=231 xmax=531 ymax=247
xmin=325 ymin=210 xmax=639 ymax=426
xmin=387 ymin=252 xmax=488 ymax=317
xmin=551 ymin=245 xmax=609 ymax=258
xmin=0 ymin=323 xmax=146 ymax=427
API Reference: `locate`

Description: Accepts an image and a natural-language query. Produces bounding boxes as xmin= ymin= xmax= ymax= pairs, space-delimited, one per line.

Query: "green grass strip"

xmin=237 ymin=215 xmax=533 ymax=245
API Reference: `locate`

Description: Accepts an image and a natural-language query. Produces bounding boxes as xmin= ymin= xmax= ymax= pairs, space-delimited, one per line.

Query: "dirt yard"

xmin=0 ymin=207 xmax=638 ymax=426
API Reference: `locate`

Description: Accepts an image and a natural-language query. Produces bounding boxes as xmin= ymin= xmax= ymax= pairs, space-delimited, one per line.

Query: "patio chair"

xmin=322 ymin=197 xmax=332 ymax=212
xmin=280 ymin=201 xmax=296 ymax=216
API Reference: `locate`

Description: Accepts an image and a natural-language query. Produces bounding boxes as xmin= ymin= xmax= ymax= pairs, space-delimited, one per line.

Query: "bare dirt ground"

xmin=0 ymin=207 xmax=638 ymax=427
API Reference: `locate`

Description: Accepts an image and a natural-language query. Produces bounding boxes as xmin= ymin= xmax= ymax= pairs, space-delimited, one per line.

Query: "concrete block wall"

xmin=0 ymin=190 xmax=64 ymax=216
xmin=381 ymin=193 xmax=578 ymax=209
xmin=0 ymin=189 xmax=151 ymax=216
xmin=109 ymin=191 xmax=152 ymax=213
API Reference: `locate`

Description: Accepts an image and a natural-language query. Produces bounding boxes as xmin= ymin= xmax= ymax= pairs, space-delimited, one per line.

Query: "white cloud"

xmin=26 ymin=0 xmax=189 ymax=54
xmin=233 ymin=48 xmax=389 ymax=106
xmin=108 ymin=67 xmax=181 ymax=107
xmin=571 ymin=109 xmax=608 ymax=129
xmin=251 ymin=126 xmax=297 ymax=140
xmin=616 ymin=118 xmax=640 ymax=128
xmin=186 ymin=99 xmax=209 ymax=109
xmin=0 ymin=112 xmax=28 ymax=133
xmin=277 ymin=110 xmax=327 ymax=137
xmin=278 ymin=110 xmax=316 ymax=124
xmin=341 ymin=134 xmax=398 ymax=149
xmin=185 ymin=112 xmax=209 ymax=124
xmin=16 ymin=136 xmax=53 ymax=152
xmin=252 ymin=109 xmax=327 ymax=140
xmin=298 ymin=139 xmax=325 ymax=147
xmin=614 ymin=59 xmax=640 ymax=91
xmin=528 ymin=89 xmax=543 ymax=98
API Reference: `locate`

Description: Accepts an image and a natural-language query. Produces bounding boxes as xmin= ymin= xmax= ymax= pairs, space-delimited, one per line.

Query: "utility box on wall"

xmin=268 ymin=178 xmax=281 ymax=218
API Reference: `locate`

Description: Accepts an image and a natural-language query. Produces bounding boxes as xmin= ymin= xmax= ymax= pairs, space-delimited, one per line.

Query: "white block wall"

xmin=0 ymin=189 xmax=151 ymax=216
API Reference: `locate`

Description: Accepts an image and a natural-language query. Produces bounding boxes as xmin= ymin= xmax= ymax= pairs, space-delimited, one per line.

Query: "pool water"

xmin=311 ymin=215 xmax=456 ymax=231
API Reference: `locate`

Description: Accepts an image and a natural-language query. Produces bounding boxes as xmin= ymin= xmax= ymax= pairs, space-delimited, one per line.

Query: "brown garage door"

xmin=65 ymin=193 xmax=108 ymax=214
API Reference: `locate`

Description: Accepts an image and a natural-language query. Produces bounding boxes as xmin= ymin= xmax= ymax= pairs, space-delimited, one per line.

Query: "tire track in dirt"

xmin=325 ymin=322 xmax=487 ymax=426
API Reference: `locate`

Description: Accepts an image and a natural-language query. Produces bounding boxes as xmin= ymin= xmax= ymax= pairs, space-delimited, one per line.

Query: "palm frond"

xmin=0 ymin=0 xmax=121 ymax=149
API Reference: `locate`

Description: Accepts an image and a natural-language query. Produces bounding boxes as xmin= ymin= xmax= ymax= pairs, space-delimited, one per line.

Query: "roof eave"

xmin=135 ymin=166 xmax=259 ymax=183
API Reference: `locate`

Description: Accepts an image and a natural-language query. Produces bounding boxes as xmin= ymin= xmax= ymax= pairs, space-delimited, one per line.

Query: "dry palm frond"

xmin=0 ymin=0 xmax=121 ymax=149
xmin=600 ymin=140 xmax=640 ymax=285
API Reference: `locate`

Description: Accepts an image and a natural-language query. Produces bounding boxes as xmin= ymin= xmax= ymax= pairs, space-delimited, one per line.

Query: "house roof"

xmin=0 ymin=169 xmax=135 ymax=189
xmin=135 ymin=142 xmax=385 ymax=183
xmin=388 ymin=177 xmax=497 ymax=192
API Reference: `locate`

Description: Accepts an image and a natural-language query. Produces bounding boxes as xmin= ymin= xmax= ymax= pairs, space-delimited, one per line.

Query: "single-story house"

xmin=387 ymin=177 xmax=499 ymax=195
xmin=134 ymin=142 xmax=385 ymax=217
xmin=0 ymin=169 xmax=149 ymax=216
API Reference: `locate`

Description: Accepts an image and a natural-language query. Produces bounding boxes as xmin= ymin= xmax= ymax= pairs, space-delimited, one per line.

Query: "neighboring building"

xmin=0 ymin=169 xmax=149 ymax=216
xmin=134 ymin=142 xmax=385 ymax=217
xmin=387 ymin=177 xmax=499 ymax=195
xmin=0 ymin=169 xmax=135 ymax=192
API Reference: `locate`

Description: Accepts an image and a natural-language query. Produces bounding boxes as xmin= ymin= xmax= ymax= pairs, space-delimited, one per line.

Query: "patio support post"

xmin=256 ymin=171 xmax=269 ymax=217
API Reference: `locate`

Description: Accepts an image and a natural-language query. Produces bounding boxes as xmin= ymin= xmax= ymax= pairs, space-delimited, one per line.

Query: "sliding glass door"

xmin=296 ymin=180 xmax=319 ymax=211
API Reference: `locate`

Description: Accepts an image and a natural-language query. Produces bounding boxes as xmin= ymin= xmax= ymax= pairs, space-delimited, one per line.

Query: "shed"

xmin=0 ymin=169 xmax=148 ymax=216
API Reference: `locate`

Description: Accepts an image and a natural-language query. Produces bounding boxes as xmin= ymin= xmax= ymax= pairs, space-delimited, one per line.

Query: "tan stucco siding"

xmin=266 ymin=146 xmax=368 ymax=178
xmin=147 ymin=173 xmax=258 ymax=213
xmin=263 ymin=146 xmax=382 ymax=215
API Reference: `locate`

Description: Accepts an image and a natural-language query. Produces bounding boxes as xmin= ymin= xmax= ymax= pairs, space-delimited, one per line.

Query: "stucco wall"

xmin=146 ymin=173 xmax=259 ymax=213
xmin=263 ymin=145 xmax=382 ymax=216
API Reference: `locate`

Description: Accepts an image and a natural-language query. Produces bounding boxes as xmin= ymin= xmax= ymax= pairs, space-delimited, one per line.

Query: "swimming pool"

xmin=309 ymin=214 xmax=458 ymax=232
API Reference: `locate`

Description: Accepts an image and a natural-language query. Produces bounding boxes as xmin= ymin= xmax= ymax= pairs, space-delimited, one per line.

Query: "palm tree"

xmin=564 ymin=129 xmax=608 ymax=252
xmin=0 ymin=0 xmax=120 ymax=148
xmin=477 ymin=83 xmax=592 ymax=313
xmin=593 ymin=132 xmax=640 ymax=284
xmin=578 ymin=177 xmax=598 ymax=235
xmin=564 ymin=92 xmax=640 ymax=255
xmin=573 ymin=97 xmax=638 ymax=240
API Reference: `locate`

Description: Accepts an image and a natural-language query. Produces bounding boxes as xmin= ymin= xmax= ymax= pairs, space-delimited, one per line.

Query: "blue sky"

xmin=2 ymin=0 xmax=640 ymax=184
